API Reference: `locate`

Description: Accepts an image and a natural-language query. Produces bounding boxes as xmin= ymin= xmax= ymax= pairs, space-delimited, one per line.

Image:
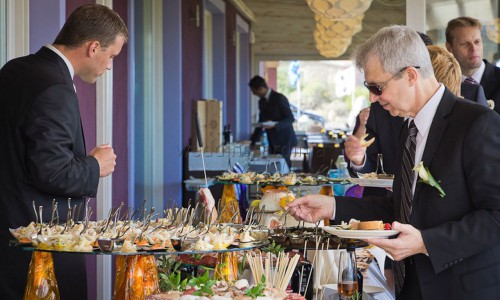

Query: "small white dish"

xmin=322 ymin=227 xmax=399 ymax=239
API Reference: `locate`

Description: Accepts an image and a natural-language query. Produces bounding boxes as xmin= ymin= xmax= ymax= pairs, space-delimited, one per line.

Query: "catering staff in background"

xmin=288 ymin=25 xmax=500 ymax=300
xmin=249 ymin=75 xmax=297 ymax=168
xmin=446 ymin=16 xmax=500 ymax=112
xmin=0 ymin=4 xmax=127 ymax=299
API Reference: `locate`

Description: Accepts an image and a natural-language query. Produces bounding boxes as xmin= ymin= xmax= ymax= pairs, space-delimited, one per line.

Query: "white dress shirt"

xmin=461 ymin=60 xmax=485 ymax=83
xmin=410 ymin=83 xmax=445 ymax=194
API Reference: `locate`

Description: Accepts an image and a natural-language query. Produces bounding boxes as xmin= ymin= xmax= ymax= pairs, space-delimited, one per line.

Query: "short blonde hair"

xmin=427 ymin=45 xmax=462 ymax=96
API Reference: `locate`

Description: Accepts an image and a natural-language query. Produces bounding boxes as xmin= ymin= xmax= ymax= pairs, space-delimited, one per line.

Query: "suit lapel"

xmin=480 ymin=60 xmax=496 ymax=96
xmin=36 ymin=47 xmax=87 ymax=153
xmin=413 ymin=89 xmax=456 ymax=201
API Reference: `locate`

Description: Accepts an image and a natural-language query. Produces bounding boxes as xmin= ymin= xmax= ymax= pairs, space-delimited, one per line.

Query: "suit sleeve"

xmin=422 ymin=110 xmax=500 ymax=273
xmin=474 ymin=85 xmax=488 ymax=107
xmin=250 ymin=127 xmax=262 ymax=145
xmin=274 ymin=94 xmax=295 ymax=131
xmin=23 ymin=84 xmax=100 ymax=197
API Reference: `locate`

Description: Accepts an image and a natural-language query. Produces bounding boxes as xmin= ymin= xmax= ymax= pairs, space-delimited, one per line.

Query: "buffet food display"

xmin=216 ymin=171 xmax=345 ymax=186
xmin=10 ymin=215 xmax=268 ymax=254
xmin=12 ymin=173 xmax=381 ymax=300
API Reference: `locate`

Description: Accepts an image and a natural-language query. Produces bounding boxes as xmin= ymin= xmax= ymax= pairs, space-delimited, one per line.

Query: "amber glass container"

xmin=216 ymin=184 xmax=241 ymax=282
xmin=220 ymin=184 xmax=242 ymax=224
xmin=114 ymin=255 xmax=160 ymax=299
xmin=319 ymin=185 xmax=334 ymax=226
xmin=214 ymin=251 xmax=239 ymax=282
xmin=24 ymin=251 xmax=60 ymax=300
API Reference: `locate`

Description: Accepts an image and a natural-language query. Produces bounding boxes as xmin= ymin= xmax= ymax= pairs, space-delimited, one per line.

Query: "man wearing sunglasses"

xmin=288 ymin=25 xmax=500 ymax=299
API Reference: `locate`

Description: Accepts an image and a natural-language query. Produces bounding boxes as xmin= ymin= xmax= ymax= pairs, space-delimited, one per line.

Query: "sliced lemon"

xmin=279 ymin=195 xmax=295 ymax=209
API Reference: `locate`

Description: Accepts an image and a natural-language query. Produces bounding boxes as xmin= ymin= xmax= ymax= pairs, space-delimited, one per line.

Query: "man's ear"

xmin=406 ymin=66 xmax=419 ymax=85
xmin=445 ymin=42 xmax=452 ymax=52
xmin=88 ymin=41 xmax=100 ymax=57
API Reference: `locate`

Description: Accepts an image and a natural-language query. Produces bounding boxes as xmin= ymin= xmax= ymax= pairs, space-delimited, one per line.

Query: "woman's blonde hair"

xmin=427 ymin=45 xmax=462 ymax=96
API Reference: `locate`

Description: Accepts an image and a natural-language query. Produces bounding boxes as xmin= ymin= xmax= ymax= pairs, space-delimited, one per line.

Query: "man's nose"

xmin=369 ymin=92 xmax=379 ymax=103
xmin=470 ymin=44 xmax=479 ymax=53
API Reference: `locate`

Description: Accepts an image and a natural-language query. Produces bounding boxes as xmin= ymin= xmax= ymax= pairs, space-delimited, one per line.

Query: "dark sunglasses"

xmin=364 ymin=66 xmax=420 ymax=96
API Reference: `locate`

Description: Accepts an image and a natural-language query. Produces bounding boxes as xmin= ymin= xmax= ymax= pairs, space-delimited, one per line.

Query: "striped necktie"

xmin=400 ymin=120 xmax=418 ymax=223
xmin=395 ymin=119 xmax=418 ymax=293
xmin=464 ymin=76 xmax=478 ymax=85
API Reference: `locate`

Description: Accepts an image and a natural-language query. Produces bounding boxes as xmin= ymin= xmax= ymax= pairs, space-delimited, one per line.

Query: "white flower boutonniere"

xmin=413 ymin=161 xmax=446 ymax=198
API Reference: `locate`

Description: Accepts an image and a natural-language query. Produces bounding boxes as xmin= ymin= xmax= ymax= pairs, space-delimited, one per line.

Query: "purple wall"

xmin=225 ymin=4 xmax=237 ymax=133
xmin=112 ymin=0 xmax=129 ymax=212
xmin=29 ymin=0 xmax=65 ymax=54
xmin=182 ymin=0 xmax=204 ymax=147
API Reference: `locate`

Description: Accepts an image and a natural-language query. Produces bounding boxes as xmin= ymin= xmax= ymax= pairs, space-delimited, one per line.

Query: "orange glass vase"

xmin=215 ymin=252 xmax=239 ymax=282
xmin=24 ymin=252 xmax=60 ymax=300
xmin=220 ymin=184 xmax=242 ymax=224
xmin=113 ymin=255 xmax=160 ymax=299
xmin=319 ymin=185 xmax=334 ymax=226
xmin=216 ymin=184 xmax=242 ymax=282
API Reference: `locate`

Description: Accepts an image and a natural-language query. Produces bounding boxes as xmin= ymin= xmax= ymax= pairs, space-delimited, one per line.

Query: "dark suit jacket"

xmin=336 ymin=88 xmax=500 ymax=299
xmin=0 ymin=47 xmax=99 ymax=299
xmin=480 ymin=59 xmax=500 ymax=113
xmin=461 ymin=82 xmax=488 ymax=107
xmin=250 ymin=89 xmax=297 ymax=153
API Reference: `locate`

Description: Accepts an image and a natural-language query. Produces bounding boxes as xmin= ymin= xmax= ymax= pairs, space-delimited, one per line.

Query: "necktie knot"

xmin=464 ymin=76 xmax=478 ymax=85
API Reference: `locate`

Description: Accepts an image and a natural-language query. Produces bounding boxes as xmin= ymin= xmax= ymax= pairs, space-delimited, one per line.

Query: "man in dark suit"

xmin=289 ymin=25 xmax=500 ymax=299
xmin=344 ymin=43 xmax=487 ymax=192
xmin=446 ymin=16 xmax=500 ymax=112
xmin=249 ymin=75 xmax=297 ymax=168
xmin=0 ymin=4 xmax=127 ymax=299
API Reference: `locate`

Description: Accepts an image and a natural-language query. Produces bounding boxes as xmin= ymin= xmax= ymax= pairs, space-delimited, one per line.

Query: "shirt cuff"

xmin=349 ymin=155 xmax=366 ymax=172
xmin=331 ymin=197 xmax=336 ymax=219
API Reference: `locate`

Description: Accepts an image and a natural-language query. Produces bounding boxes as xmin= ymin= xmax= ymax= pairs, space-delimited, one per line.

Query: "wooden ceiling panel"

xmin=243 ymin=0 xmax=406 ymax=60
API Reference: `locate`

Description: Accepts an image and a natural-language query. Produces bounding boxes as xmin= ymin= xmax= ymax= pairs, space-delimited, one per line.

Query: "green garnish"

xmin=245 ymin=275 xmax=266 ymax=298
xmin=262 ymin=241 xmax=285 ymax=255
xmin=188 ymin=270 xmax=216 ymax=296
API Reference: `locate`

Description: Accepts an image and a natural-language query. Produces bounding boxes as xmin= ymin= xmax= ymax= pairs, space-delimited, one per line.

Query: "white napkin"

xmin=367 ymin=246 xmax=387 ymax=278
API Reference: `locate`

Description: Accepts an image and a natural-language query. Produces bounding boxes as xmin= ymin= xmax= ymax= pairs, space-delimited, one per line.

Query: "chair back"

xmin=309 ymin=145 xmax=343 ymax=175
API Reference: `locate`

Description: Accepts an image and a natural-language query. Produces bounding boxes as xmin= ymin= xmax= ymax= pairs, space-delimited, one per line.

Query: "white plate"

xmin=349 ymin=178 xmax=393 ymax=188
xmin=322 ymin=227 xmax=399 ymax=239
xmin=258 ymin=121 xmax=278 ymax=127
xmin=324 ymin=283 xmax=385 ymax=294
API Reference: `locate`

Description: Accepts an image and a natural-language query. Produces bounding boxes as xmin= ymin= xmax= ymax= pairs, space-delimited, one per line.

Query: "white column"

xmin=143 ymin=1 xmax=164 ymax=211
xmin=406 ymin=0 xmax=426 ymax=32
xmin=95 ymin=1 xmax=114 ymax=299
xmin=4 ymin=0 xmax=29 ymax=61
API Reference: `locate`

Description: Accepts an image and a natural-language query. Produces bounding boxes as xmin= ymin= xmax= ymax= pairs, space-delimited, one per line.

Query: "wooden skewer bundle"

xmin=246 ymin=251 xmax=300 ymax=291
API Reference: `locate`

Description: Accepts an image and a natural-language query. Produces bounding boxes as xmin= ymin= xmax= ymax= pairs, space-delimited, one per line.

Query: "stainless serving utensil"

xmin=97 ymin=237 xmax=124 ymax=252
xmin=376 ymin=153 xmax=386 ymax=174
xmin=278 ymin=207 xmax=291 ymax=223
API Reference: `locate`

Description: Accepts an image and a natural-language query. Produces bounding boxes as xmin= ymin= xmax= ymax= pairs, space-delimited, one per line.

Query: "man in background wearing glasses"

xmin=288 ymin=25 xmax=500 ymax=299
